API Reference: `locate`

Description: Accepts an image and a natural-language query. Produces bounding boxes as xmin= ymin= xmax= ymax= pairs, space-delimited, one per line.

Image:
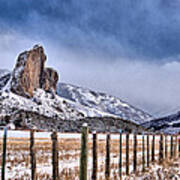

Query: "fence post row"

xmin=30 ymin=130 xmax=36 ymax=180
xmin=80 ymin=124 xmax=89 ymax=180
xmin=1 ymin=128 xmax=7 ymax=180
xmin=51 ymin=131 xmax=59 ymax=180
xmin=133 ymin=133 xmax=137 ymax=174
xmin=92 ymin=132 xmax=98 ymax=180
xmin=3 ymin=127 xmax=180 ymax=180
xmin=105 ymin=133 xmax=111 ymax=179
xmin=126 ymin=133 xmax=129 ymax=176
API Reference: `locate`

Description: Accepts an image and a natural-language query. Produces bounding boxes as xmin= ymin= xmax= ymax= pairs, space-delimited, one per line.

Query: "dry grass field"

xmin=0 ymin=131 xmax=179 ymax=179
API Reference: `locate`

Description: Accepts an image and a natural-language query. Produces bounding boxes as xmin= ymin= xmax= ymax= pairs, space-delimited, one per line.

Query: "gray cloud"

xmin=1 ymin=1 xmax=180 ymax=117
xmin=1 ymin=0 xmax=180 ymax=60
xmin=46 ymin=43 xmax=180 ymax=117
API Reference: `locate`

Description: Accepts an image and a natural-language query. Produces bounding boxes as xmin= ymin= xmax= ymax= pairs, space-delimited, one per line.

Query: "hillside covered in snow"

xmin=142 ymin=111 xmax=180 ymax=134
xmin=0 ymin=45 xmax=153 ymax=132
xmin=57 ymin=83 xmax=152 ymax=124
xmin=0 ymin=72 xmax=148 ymax=132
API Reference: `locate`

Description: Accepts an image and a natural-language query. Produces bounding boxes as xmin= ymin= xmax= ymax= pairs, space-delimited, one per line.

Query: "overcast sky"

xmin=1 ymin=0 xmax=180 ymax=117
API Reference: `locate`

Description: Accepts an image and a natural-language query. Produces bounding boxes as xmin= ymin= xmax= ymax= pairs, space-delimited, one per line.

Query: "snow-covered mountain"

xmin=0 ymin=89 xmax=145 ymax=132
xmin=0 ymin=70 xmax=152 ymax=125
xmin=0 ymin=78 xmax=117 ymax=121
xmin=57 ymin=83 xmax=152 ymax=124
xmin=142 ymin=111 xmax=180 ymax=134
xmin=0 ymin=45 xmax=152 ymax=132
xmin=0 ymin=76 xmax=145 ymax=132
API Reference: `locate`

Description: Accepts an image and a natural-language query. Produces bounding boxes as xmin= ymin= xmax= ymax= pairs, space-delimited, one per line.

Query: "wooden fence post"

xmin=170 ymin=135 xmax=173 ymax=159
xmin=159 ymin=134 xmax=163 ymax=164
xmin=146 ymin=135 xmax=149 ymax=167
xmin=80 ymin=123 xmax=89 ymax=180
xmin=119 ymin=130 xmax=122 ymax=178
xmin=126 ymin=133 xmax=129 ymax=176
xmin=92 ymin=131 xmax=97 ymax=180
xmin=151 ymin=135 xmax=155 ymax=162
xmin=105 ymin=133 xmax=111 ymax=179
xmin=51 ymin=131 xmax=59 ymax=180
xmin=30 ymin=130 xmax=36 ymax=180
xmin=142 ymin=133 xmax=145 ymax=172
xmin=174 ymin=135 xmax=178 ymax=158
xmin=179 ymin=135 xmax=180 ymax=158
xmin=133 ymin=133 xmax=137 ymax=174
xmin=165 ymin=135 xmax=168 ymax=159
xmin=1 ymin=128 xmax=7 ymax=180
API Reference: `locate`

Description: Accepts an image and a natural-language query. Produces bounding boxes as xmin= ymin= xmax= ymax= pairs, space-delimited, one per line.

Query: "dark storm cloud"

xmin=1 ymin=0 xmax=180 ymax=60
xmin=1 ymin=0 xmax=180 ymax=116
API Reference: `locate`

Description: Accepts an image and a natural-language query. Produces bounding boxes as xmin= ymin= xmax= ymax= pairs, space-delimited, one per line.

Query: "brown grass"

xmin=0 ymin=135 xmax=178 ymax=179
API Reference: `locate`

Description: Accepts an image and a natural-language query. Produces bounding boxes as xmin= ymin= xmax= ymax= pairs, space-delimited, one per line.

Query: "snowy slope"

xmin=0 ymin=87 xmax=146 ymax=132
xmin=0 ymin=88 xmax=118 ymax=123
xmin=0 ymin=70 xmax=11 ymax=90
xmin=0 ymin=69 xmax=152 ymax=127
xmin=142 ymin=111 xmax=180 ymax=134
xmin=0 ymin=70 xmax=119 ymax=129
xmin=57 ymin=83 xmax=152 ymax=124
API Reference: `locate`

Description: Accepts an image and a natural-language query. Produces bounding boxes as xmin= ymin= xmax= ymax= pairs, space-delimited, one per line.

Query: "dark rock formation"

xmin=10 ymin=45 xmax=59 ymax=97
xmin=42 ymin=68 xmax=59 ymax=93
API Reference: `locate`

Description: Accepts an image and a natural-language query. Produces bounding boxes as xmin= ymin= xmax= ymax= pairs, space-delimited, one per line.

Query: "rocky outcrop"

xmin=10 ymin=45 xmax=59 ymax=97
xmin=42 ymin=68 xmax=59 ymax=93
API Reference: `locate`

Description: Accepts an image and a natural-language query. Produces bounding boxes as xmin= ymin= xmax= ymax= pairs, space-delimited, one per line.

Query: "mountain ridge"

xmin=57 ymin=82 xmax=152 ymax=124
xmin=0 ymin=45 xmax=153 ymax=132
xmin=0 ymin=70 xmax=152 ymax=124
xmin=142 ymin=111 xmax=180 ymax=134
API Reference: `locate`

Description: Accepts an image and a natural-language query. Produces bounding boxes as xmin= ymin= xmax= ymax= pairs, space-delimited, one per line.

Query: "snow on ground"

xmin=0 ymin=130 xmax=175 ymax=179
xmin=128 ymin=159 xmax=180 ymax=180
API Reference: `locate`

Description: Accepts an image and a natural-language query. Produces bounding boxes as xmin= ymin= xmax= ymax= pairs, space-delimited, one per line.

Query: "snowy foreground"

xmin=128 ymin=159 xmax=180 ymax=180
xmin=0 ymin=130 xmax=179 ymax=180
